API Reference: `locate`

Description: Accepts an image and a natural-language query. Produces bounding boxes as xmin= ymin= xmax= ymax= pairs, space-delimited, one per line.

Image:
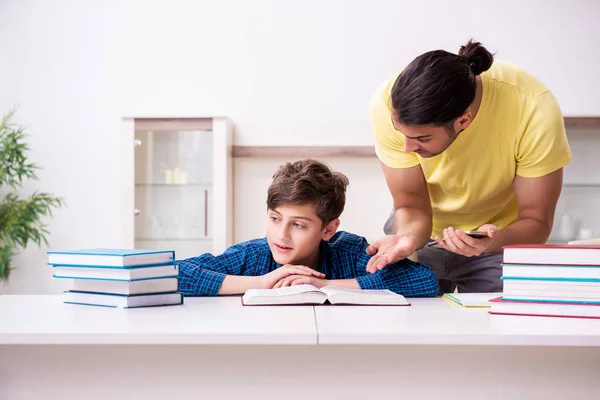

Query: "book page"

xmin=320 ymin=286 xmax=396 ymax=297
xmin=320 ymin=286 xmax=409 ymax=305
xmin=242 ymin=284 xmax=327 ymax=305
xmin=245 ymin=284 xmax=321 ymax=298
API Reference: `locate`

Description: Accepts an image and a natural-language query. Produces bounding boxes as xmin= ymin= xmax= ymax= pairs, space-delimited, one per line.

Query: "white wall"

xmin=1 ymin=0 xmax=599 ymax=293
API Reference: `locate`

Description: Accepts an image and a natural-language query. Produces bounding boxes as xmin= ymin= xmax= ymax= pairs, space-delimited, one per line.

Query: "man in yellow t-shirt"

xmin=365 ymin=39 xmax=572 ymax=293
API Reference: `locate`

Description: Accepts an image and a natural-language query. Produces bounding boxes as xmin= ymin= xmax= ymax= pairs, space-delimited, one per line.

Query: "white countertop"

xmin=315 ymin=298 xmax=600 ymax=346
xmin=2 ymin=295 xmax=600 ymax=346
xmin=0 ymin=295 xmax=317 ymax=345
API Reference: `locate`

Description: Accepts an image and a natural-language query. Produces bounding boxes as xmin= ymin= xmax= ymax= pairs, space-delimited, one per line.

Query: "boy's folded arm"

xmin=380 ymin=261 xmax=439 ymax=297
xmin=177 ymin=243 xmax=260 ymax=296
xmin=355 ymin=261 xmax=438 ymax=296
xmin=355 ymin=273 xmax=386 ymax=291
xmin=219 ymin=275 xmax=262 ymax=295
xmin=178 ymin=264 xmax=227 ymax=296
xmin=178 ymin=266 xmax=261 ymax=296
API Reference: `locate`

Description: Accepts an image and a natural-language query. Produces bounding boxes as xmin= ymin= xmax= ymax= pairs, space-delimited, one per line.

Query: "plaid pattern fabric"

xmin=177 ymin=231 xmax=439 ymax=297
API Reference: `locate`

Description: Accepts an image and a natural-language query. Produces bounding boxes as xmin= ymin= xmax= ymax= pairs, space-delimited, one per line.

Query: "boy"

xmin=178 ymin=159 xmax=438 ymax=297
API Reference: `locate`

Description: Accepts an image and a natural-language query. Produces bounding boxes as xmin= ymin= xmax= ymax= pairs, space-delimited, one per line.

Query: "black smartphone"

xmin=463 ymin=230 xmax=489 ymax=238
xmin=427 ymin=230 xmax=489 ymax=248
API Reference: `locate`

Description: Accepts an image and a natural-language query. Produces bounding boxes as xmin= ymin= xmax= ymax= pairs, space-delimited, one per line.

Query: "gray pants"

xmin=384 ymin=211 xmax=503 ymax=294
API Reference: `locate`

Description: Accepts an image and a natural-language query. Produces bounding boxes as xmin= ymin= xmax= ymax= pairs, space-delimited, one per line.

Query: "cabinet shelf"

xmin=135 ymin=183 xmax=212 ymax=188
xmin=135 ymin=237 xmax=213 ymax=242
xmin=562 ymin=183 xmax=600 ymax=188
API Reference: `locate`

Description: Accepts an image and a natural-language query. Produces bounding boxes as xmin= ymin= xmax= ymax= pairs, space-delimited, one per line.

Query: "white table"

xmin=0 ymin=294 xmax=316 ymax=345
xmin=1 ymin=295 xmax=600 ymax=400
xmin=315 ymin=298 xmax=600 ymax=345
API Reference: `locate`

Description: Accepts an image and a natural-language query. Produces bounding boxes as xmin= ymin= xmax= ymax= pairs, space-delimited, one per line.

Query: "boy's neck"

xmin=295 ymin=247 xmax=321 ymax=271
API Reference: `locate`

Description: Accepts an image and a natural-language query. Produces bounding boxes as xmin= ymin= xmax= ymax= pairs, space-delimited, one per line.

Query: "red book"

xmin=502 ymin=244 xmax=600 ymax=266
xmin=488 ymin=297 xmax=600 ymax=319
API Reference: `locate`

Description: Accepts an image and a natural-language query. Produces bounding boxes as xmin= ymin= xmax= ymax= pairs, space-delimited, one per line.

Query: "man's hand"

xmin=258 ymin=265 xmax=325 ymax=289
xmin=365 ymin=234 xmax=419 ymax=273
xmin=272 ymin=275 xmax=329 ymax=289
xmin=434 ymin=224 xmax=498 ymax=257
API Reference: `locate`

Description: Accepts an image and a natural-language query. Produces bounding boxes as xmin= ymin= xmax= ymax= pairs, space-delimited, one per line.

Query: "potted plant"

xmin=0 ymin=109 xmax=63 ymax=280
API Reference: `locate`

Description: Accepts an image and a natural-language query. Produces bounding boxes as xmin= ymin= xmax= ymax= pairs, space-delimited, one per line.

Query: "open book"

xmin=241 ymin=284 xmax=410 ymax=306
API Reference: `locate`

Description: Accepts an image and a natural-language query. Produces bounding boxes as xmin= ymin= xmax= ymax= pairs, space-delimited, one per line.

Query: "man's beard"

xmin=418 ymin=126 xmax=459 ymax=158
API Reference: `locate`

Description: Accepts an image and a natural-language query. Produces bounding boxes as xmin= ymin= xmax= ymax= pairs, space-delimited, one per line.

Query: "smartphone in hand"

xmin=463 ymin=230 xmax=489 ymax=239
xmin=427 ymin=230 xmax=489 ymax=248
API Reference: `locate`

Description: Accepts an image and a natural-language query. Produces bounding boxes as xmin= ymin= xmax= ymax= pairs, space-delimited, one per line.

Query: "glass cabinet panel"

xmin=549 ymin=128 xmax=600 ymax=243
xmin=134 ymin=129 xmax=214 ymax=259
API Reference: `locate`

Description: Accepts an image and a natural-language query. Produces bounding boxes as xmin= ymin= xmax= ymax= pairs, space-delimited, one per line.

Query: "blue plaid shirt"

xmin=178 ymin=231 xmax=439 ymax=297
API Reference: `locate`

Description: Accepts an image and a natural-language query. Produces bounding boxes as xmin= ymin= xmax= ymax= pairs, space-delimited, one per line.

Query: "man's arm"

xmin=440 ymin=169 xmax=563 ymax=255
xmin=489 ymin=168 xmax=563 ymax=251
xmin=366 ymin=162 xmax=433 ymax=271
xmin=488 ymin=90 xmax=567 ymax=250
xmin=487 ymin=92 xmax=567 ymax=252
xmin=384 ymin=162 xmax=432 ymax=247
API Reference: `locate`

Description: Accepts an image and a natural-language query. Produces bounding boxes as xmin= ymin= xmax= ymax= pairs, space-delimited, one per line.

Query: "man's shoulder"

xmin=485 ymin=59 xmax=549 ymax=98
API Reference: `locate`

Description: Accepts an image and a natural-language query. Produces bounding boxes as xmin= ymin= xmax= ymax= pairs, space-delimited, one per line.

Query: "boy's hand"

xmin=366 ymin=234 xmax=418 ymax=273
xmin=258 ymin=265 xmax=325 ymax=289
xmin=272 ymin=275 xmax=329 ymax=289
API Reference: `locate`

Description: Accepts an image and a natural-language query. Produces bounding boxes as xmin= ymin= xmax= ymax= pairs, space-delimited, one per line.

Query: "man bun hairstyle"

xmin=458 ymin=40 xmax=494 ymax=76
xmin=267 ymin=159 xmax=349 ymax=226
xmin=391 ymin=39 xmax=494 ymax=127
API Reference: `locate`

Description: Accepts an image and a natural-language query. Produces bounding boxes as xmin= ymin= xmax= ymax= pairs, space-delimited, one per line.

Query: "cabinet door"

xmin=133 ymin=128 xmax=214 ymax=259
xmin=121 ymin=117 xmax=232 ymax=259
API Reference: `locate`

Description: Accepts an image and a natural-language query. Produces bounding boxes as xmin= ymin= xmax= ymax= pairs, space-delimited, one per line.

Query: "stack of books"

xmin=490 ymin=244 xmax=600 ymax=319
xmin=48 ymin=248 xmax=183 ymax=308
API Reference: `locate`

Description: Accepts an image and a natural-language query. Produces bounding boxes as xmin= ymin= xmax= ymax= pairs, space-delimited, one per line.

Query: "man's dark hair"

xmin=267 ymin=159 xmax=349 ymax=225
xmin=391 ymin=39 xmax=494 ymax=127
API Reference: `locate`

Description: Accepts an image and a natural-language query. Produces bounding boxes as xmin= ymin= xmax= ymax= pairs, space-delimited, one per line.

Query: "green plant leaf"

xmin=0 ymin=109 xmax=63 ymax=280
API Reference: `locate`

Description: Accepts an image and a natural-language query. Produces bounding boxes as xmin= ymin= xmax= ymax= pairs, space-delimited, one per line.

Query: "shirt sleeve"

xmin=516 ymin=91 xmax=572 ymax=178
xmin=352 ymin=239 xmax=439 ymax=297
xmin=177 ymin=243 xmax=258 ymax=297
xmin=369 ymin=78 xmax=420 ymax=169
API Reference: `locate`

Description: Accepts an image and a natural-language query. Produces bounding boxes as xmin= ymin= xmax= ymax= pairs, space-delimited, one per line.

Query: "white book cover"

xmin=52 ymin=264 xmax=179 ymax=281
xmin=70 ymin=277 xmax=178 ymax=295
xmin=48 ymin=248 xmax=175 ymax=267
xmin=63 ymin=291 xmax=183 ymax=309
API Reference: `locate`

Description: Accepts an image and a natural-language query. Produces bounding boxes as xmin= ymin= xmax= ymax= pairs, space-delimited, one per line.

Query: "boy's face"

xmin=266 ymin=204 xmax=339 ymax=267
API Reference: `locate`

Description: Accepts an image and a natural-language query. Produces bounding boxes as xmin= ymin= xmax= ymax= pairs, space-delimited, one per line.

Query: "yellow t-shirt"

xmin=370 ymin=60 xmax=572 ymax=239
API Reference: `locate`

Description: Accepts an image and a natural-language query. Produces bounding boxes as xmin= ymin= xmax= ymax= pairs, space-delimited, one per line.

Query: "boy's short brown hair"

xmin=267 ymin=159 xmax=349 ymax=225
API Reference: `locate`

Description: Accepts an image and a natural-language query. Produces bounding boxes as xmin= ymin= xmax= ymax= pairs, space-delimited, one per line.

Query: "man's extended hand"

xmin=365 ymin=234 xmax=419 ymax=273
xmin=434 ymin=224 xmax=498 ymax=257
xmin=272 ymin=275 xmax=329 ymax=289
xmin=258 ymin=265 xmax=325 ymax=289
